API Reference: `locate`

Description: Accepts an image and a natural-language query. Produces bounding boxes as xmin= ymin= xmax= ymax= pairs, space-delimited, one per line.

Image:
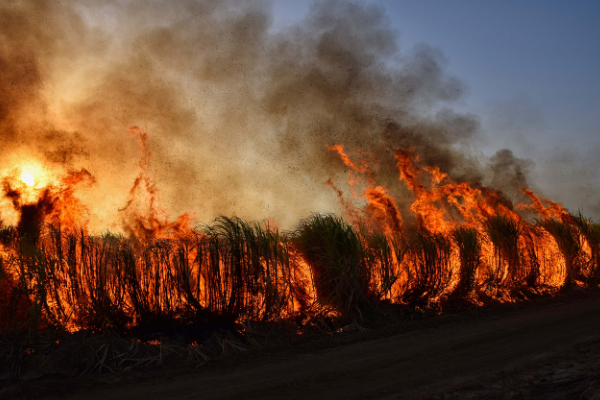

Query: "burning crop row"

xmin=1 ymin=160 xmax=599 ymax=340
xmin=0 ymin=0 xmax=596 ymax=345
xmin=0 ymin=1 xmax=598 ymax=387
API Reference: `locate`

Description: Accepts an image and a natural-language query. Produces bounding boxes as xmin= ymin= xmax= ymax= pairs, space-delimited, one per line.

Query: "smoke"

xmin=0 ymin=0 xmax=573 ymax=231
xmin=486 ymin=149 xmax=533 ymax=202
xmin=534 ymin=144 xmax=600 ymax=218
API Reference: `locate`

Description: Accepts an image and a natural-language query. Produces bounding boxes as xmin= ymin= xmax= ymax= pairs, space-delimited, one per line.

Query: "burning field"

xmin=1 ymin=0 xmax=599 ymax=388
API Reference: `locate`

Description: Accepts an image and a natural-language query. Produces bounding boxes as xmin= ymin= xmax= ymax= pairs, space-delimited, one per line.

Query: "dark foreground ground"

xmin=5 ymin=290 xmax=600 ymax=399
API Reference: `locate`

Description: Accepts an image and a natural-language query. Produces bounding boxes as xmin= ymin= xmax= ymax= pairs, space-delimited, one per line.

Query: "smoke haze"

xmin=0 ymin=0 xmax=593 ymax=231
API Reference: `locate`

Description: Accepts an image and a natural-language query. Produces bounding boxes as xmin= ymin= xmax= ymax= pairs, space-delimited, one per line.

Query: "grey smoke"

xmin=0 ymin=0 xmax=578 ymax=231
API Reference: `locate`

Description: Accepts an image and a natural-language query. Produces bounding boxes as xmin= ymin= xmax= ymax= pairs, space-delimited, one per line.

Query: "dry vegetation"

xmin=1 ymin=210 xmax=600 ymax=384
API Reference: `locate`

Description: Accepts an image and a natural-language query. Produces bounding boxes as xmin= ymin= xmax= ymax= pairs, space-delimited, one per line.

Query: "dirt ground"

xmin=6 ymin=290 xmax=600 ymax=399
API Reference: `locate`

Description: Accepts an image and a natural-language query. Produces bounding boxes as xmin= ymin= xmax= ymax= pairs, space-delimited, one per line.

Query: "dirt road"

xmin=27 ymin=292 xmax=600 ymax=399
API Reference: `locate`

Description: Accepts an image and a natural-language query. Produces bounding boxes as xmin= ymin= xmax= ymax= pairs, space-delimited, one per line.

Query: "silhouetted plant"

xmin=451 ymin=227 xmax=481 ymax=298
xmin=294 ymin=214 xmax=371 ymax=321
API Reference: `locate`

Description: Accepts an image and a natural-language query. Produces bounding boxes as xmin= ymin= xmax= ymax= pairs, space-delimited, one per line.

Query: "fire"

xmin=17 ymin=162 xmax=49 ymax=190
xmin=0 ymin=132 xmax=597 ymax=339
xmin=0 ymin=0 xmax=597 ymax=347
xmin=326 ymin=143 xmax=597 ymax=304
xmin=20 ymin=171 xmax=35 ymax=187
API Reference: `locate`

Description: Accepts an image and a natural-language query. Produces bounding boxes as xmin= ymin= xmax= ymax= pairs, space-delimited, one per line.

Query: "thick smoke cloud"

xmin=0 ymin=0 xmax=583 ymax=231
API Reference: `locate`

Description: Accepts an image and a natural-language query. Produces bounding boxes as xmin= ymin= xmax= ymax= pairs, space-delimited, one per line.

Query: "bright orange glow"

xmin=1 ymin=132 xmax=596 ymax=336
xmin=20 ymin=171 xmax=35 ymax=187
xmin=17 ymin=162 xmax=49 ymax=189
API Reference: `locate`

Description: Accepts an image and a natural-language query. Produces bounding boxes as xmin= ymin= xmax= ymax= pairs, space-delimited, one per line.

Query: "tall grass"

xmin=197 ymin=216 xmax=296 ymax=322
xmin=363 ymin=230 xmax=400 ymax=301
xmin=573 ymin=211 xmax=600 ymax=285
xmin=293 ymin=214 xmax=372 ymax=321
xmin=520 ymin=231 xmax=541 ymax=287
xmin=403 ymin=232 xmax=452 ymax=305
xmin=0 ymin=211 xmax=598 ymax=338
xmin=484 ymin=215 xmax=522 ymax=286
xmin=451 ymin=227 xmax=481 ymax=298
xmin=538 ymin=218 xmax=581 ymax=288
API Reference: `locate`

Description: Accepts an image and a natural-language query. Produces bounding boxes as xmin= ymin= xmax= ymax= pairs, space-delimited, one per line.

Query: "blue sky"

xmin=271 ymin=0 xmax=600 ymax=214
